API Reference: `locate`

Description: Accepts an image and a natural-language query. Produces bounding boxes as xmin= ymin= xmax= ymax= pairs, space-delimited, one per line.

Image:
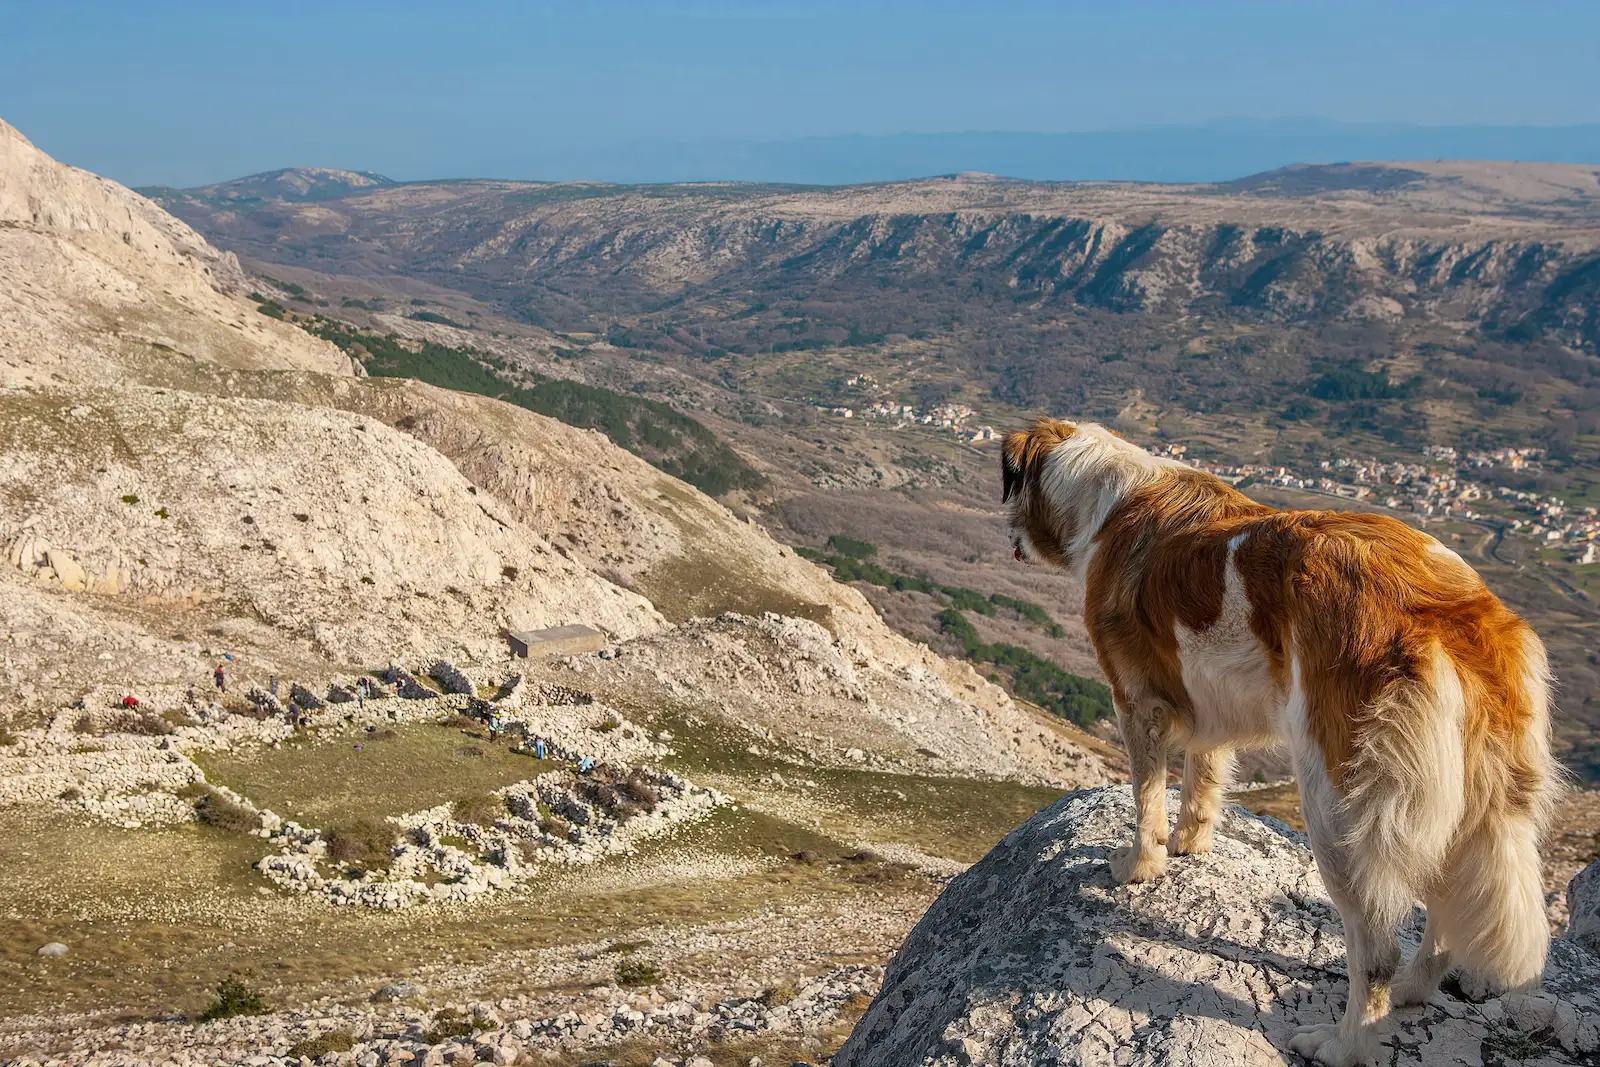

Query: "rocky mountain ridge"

xmin=146 ymin=162 xmax=1600 ymax=354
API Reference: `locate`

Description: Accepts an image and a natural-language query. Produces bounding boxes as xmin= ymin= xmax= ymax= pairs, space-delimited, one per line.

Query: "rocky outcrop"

xmin=1567 ymin=858 xmax=1600 ymax=956
xmin=838 ymin=787 xmax=1600 ymax=1066
xmin=0 ymin=118 xmax=353 ymax=389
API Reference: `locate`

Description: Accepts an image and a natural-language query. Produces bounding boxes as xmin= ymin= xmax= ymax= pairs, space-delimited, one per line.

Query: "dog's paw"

xmin=1109 ymin=845 xmax=1167 ymax=884
xmin=1167 ymin=821 xmax=1214 ymax=856
xmin=1390 ymin=969 xmax=1441 ymax=1008
xmin=1289 ymin=1024 xmax=1375 ymax=1067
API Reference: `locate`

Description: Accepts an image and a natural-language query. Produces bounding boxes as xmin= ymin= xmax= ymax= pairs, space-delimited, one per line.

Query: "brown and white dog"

xmin=1001 ymin=418 xmax=1559 ymax=1066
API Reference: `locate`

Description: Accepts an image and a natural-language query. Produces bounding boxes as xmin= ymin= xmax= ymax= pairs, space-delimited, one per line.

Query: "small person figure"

xmin=214 ymin=664 xmax=227 ymax=693
xmin=121 ymin=694 xmax=140 ymax=709
xmin=286 ymin=699 xmax=300 ymax=729
xmin=269 ymin=675 xmax=279 ymax=699
xmin=487 ymin=708 xmax=504 ymax=743
xmin=534 ymin=735 xmax=547 ymax=760
xmin=577 ymin=756 xmax=595 ymax=774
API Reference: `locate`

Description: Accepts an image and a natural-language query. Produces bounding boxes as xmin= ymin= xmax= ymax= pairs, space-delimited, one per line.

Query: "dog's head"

xmin=1001 ymin=417 xmax=1078 ymax=569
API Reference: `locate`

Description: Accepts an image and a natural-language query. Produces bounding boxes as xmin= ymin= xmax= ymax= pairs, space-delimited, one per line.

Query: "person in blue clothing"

xmin=533 ymin=735 xmax=547 ymax=760
xmin=577 ymin=756 xmax=595 ymax=774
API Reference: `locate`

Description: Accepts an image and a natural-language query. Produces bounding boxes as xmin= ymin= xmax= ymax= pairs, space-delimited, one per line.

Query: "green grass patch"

xmin=194 ymin=724 xmax=546 ymax=825
xmin=824 ymin=534 xmax=877 ymax=559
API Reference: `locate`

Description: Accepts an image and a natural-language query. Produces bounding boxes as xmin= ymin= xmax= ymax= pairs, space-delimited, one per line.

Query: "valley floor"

xmin=0 ymin=694 xmax=1072 ymax=1066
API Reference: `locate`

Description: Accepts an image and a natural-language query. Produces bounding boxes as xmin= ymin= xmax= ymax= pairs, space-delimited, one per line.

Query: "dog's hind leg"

xmin=1110 ymin=698 xmax=1171 ymax=883
xmin=1170 ymin=745 xmax=1232 ymax=856
xmin=1290 ymin=780 xmax=1405 ymax=1066
xmin=1391 ymin=909 xmax=1451 ymax=1007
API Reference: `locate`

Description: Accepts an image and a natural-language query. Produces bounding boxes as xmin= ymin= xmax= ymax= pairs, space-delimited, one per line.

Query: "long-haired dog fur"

xmin=1001 ymin=418 xmax=1559 ymax=1066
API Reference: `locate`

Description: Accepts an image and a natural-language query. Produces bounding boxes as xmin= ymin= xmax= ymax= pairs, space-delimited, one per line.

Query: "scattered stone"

xmin=372 ymin=981 xmax=425 ymax=1001
xmin=34 ymin=942 xmax=68 ymax=957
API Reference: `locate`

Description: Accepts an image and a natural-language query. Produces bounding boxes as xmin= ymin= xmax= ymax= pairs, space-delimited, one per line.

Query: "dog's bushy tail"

xmin=1339 ymin=629 xmax=1557 ymax=988
xmin=1338 ymin=642 xmax=1469 ymax=932
xmin=1430 ymin=629 xmax=1560 ymax=990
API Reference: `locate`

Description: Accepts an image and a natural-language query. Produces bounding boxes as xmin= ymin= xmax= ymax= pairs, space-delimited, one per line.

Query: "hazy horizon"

xmin=8 ymin=1 xmax=1600 ymax=187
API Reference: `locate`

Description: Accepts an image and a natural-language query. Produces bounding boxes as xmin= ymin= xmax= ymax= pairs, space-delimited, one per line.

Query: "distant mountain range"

xmin=448 ymin=120 xmax=1600 ymax=186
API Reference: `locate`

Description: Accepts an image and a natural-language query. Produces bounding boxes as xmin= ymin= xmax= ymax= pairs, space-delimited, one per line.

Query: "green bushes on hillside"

xmin=800 ymin=537 xmax=1105 ymax=723
xmin=824 ymin=534 xmax=877 ymax=559
xmin=305 ymin=320 xmax=764 ymax=497
xmin=938 ymin=609 xmax=1113 ymax=725
xmin=410 ymin=310 xmax=467 ymax=328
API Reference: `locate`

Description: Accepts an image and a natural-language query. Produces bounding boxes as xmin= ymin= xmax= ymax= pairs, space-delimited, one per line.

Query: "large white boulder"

xmin=838 ymin=786 xmax=1600 ymax=1066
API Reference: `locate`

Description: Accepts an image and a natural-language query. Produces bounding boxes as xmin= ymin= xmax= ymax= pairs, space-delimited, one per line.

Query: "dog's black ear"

xmin=1001 ymin=431 xmax=1027 ymax=503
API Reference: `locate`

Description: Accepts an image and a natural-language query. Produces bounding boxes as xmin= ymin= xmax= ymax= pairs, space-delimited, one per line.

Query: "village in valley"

xmin=1150 ymin=442 xmax=1600 ymax=565
xmin=822 ymin=375 xmax=1001 ymax=444
xmin=814 ymin=376 xmax=1598 ymax=567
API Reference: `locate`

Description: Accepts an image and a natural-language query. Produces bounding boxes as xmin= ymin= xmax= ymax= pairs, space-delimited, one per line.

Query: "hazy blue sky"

xmin=6 ymin=0 xmax=1599 ymax=186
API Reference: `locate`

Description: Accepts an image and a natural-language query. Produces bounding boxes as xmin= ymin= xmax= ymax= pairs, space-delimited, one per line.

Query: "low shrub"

xmin=614 ymin=957 xmax=662 ymax=987
xmin=326 ymin=818 xmax=395 ymax=867
xmin=603 ymin=939 xmax=651 ymax=955
xmin=198 ymin=975 xmax=267 ymax=1020
xmin=421 ymin=1008 xmax=477 ymax=1044
xmin=193 ymin=789 xmax=260 ymax=834
xmin=123 ymin=711 xmax=173 ymax=736
xmin=759 ymin=981 xmax=797 ymax=1008
xmin=619 ymin=772 xmax=659 ymax=810
xmin=161 ymin=708 xmax=198 ymax=730
xmin=287 ymin=1031 xmax=354 ymax=1058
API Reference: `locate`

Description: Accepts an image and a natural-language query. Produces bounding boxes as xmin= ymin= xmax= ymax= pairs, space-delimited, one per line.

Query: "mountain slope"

xmin=0 ymin=115 xmax=1098 ymax=786
xmin=0 ymin=119 xmax=357 ymax=389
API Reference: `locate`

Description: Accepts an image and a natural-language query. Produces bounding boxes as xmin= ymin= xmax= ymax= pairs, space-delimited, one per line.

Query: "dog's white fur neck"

xmin=1036 ymin=423 xmax=1184 ymax=582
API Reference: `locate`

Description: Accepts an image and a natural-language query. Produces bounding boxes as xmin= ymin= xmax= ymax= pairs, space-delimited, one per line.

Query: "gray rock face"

xmin=837 ymin=786 xmax=1600 ymax=1067
xmin=1569 ymin=859 xmax=1600 ymax=956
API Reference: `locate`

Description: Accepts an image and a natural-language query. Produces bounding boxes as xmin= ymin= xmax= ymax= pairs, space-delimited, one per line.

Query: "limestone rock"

xmin=837 ymin=786 xmax=1600 ymax=1066
xmin=35 ymin=942 xmax=68 ymax=957
xmin=1568 ymin=858 xmax=1600 ymax=954
xmin=43 ymin=548 xmax=86 ymax=591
